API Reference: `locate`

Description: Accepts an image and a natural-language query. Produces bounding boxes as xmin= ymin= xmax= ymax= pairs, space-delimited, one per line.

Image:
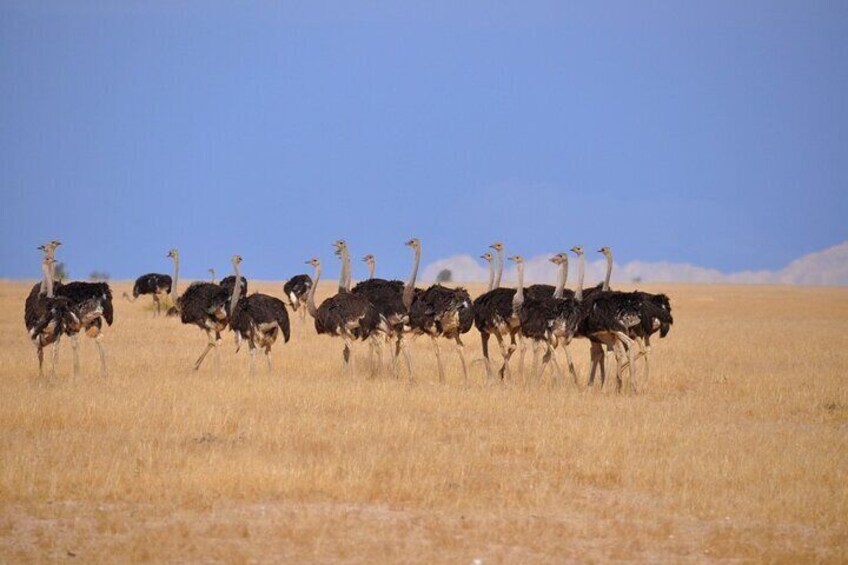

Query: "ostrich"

xmin=176 ymin=273 xmax=231 ymax=371
xmin=24 ymin=256 xmax=80 ymax=378
xmin=509 ymin=254 xmax=581 ymax=385
xmin=408 ymin=240 xmax=474 ymax=384
xmin=38 ymin=244 xmax=113 ymax=377
xmin=283 ymin=274 xmax=313 ymax=323
xmin=123 ymin=250 xmax=177 ymax=316
xmin=227 ymin=255 xmax=291 ymax=376
xmin=571 ymin=246 xmax=640 ymax=393
xmin=350 ymin=239 xmax=421 ymax=381
xmin=362 ymin=254 xmax=377 ymax=279
xmin=209 ymin=268 xmax=217 ymax=284
xmin=305 ymin=248 xmax=387 ymax=378
xmin=586 ymin=246 xmax=673 ymax=388
xmin=472 ymin=241 xmax=522 ymax=381
xmin=220 ymin=274 xmax=248 ymax=305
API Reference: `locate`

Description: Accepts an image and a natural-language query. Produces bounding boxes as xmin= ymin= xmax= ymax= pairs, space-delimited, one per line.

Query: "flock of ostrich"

xmin=24 ymin=238 xmax=673 ymax=392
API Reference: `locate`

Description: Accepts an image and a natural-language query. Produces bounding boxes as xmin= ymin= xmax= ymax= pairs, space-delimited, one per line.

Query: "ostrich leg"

xmin=615 ymin=332 xmax=638 ymax=394
xmin=398 ymin=336 xmax=414 ymax=384
xmin=248 ymin=344 xmax=257 ymax=377
xmin=454 ymin=335 xmax=468 ymax=386
xmin=342 ymin=335 xmax=354 ymax=377
xmin=194 ymin=330 xmax=217 ymax=370
xmin=51 ymin=340 xmax=60 ymax=378
xmin=559 ymin=342 xmax=580 ymax=387
xmin=95 ymin=333 xmax=107 ymax=378
xmin=36 ymin=344 xmax=45 ymax=378
xmin=153 ymin=295 xmax=160 ymax=317
xmin=480 ymin=331 xmax=496 ymax=383
xmin=431 ymin=336 xmax=445 ymax=383
xmin=264 ymin=347 xmax=273 ymax=374
xmin=70 ymin=334 xmax=80 ymax=378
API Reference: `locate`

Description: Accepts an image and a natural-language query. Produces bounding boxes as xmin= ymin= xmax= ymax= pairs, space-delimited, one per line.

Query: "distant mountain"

xmin=421 ymin=241 xmax=848 ymax=287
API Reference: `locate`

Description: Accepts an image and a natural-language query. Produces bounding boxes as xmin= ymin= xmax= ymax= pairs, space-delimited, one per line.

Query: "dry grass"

xmin=0 ymin=280 xmax=846 ymax=562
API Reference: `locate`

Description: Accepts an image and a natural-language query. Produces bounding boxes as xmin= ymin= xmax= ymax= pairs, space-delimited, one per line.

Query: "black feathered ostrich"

xmin=509 ymin=254 xmax=582 ymax=386
xmin=283 ymin=274 xmax=313 ymax=323
xmin=169 ymin=250 xmax=231 ymax=371
xmin=227 ymin=255 xmax=291 ymax=376
xmin=584 ymin=247 xmax=673 ymax=389
xmin=24 ymin=255 xmax=81 ymax=378
xmin=305 ymin=242 xmax=388 ymax=378
xmin=350 ymin=240 xmax=421 ymax=381
xmin=472 ymin=241 xmax=522 ymax=381
xmin=408 ymin=239 xmax=474 ymax=384
xmin=38 ymin=242 xmax=113 ymax=377
xmin=571 ymin=246 xmax=642 ymax=393
xmin=123 ymin=250 xmax=177 ymax=316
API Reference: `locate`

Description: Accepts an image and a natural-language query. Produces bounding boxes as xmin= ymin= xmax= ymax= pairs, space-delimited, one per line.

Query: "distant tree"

xmin=54 ymin=262 xmax=67 ymax=282
xmin=436 ymin=269 xmax=452 ymax=283
xmin=89 ymin=271 xmax=110 ymax=281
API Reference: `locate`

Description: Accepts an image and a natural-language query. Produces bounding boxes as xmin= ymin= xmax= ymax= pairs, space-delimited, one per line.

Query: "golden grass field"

xmin=0 ymin=279 xmax=846 ymax=562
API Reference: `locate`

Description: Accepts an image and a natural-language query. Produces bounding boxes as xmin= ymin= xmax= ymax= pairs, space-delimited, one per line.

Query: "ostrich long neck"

xmin=485 ymin=259 xmax=494 ymax=292
xmin=42 ymin=260 xmax=54 ymax=298
xmin=307 ymin=264 xmax=321 ymax=318
xmin=229 ymin=263 xmax=242 ymax=316
xmin=575 ymin=254 xmax=585 ymax=301
xmin=512 ymin=262 xmax=524 ymax=315
xmin=603 ymin=252 xmax=612 ymax=292
xmin=338 ymin=247 xmax=352 ymax=293
xmin=554 ymin=257 xmax=568 ymax=299
xmin=367 ymin=260 xmax=375 ymax=280
xmin=171 ymin=255 xmax=180 ymax=301
xmin=403 ymin=245 xmax=421 ymax=311
xmin=494 ymin=248 xmax=504 ymax=289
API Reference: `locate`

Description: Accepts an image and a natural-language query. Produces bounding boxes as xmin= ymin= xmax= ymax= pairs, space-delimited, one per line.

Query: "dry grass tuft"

xmin=1 ymin=280 xmax=846 ymax=562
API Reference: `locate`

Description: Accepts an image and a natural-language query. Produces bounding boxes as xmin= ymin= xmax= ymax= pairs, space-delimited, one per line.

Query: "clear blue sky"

xmin=2 ymin=1 xmax=846 ymax=281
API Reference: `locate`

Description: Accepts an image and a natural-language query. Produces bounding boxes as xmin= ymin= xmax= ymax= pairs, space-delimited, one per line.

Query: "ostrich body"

xmin=24 ymin=256 xmax=81 ymax=377
xmin=408 ymin=239 xmax=473 ymax=384
xmin=472 ymin=242 xmax=523 ymax=381
xmin=227 ymin=256 xmax=291 ymax=376
xmin=220 ymin=275 xmax=248 ymax=305
xmin=350 ymin=241 xmax=421 ymax=381
xmin=123 ymin=274 xmax=172 ymax=316
xmin=167 ymin=250 xmax=230 ymax=370
xmin=283 ymin=274 xmax=313 ymax=322
xmin=305 ymin=244 xmax=388 ymax=378
xmin=572 ymin=246 xmax=641 ymax=393
xmin=510 ymin=254 xmax=581 ymax=385
xmin=584 ymin=247 xmax=673 ymax=388
xmin=37 ymin=243 xmax=113 ymax=378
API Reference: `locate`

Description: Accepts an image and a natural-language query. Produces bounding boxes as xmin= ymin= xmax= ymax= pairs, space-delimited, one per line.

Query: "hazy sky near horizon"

xmin=1 ymin=1 xmax=846 ymax=281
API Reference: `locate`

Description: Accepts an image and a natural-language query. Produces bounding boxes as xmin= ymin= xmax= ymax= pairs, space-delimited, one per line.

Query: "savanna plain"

xmin=0 ymin=279 xmax=846 ymax=563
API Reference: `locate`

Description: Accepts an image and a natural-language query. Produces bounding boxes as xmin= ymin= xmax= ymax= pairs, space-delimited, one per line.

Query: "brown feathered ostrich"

xmin=305 ymin=243 xmax=388 ymax=378
xmin=283 ymin=274 xmax=313 ymax=324
xmin=227 ymin=255 xmax=291 ymax=376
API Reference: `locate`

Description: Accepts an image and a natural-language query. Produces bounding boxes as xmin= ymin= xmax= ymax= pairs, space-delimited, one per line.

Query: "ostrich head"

xmin=166 ymin=249 xmax=179 ymax=259
xmin=480 ymin=252 xmax=494 ymax=263
xmin=362 ymin=254 xmax=374 ymax=263
xmin=232 ymin=255 xmax=242 ymax=267
xmin=405 ymin=238 xmax=421 ymax=250
xmin=38 ymin=240 xmax=62 ymax=254
xmin=333 ymin=239 xmax=347 ymax=258
xmin=598 ymin=246 xmax=612 ymax=258
xmin=570 ymin=245 xmax=584 ymax=257
xmin=507 ymin=255 xmax=524 ymax=265
xmin=306 ymin=257 xmax=321 ymax=269
xmin=549 ymin=252 xmax=568 ymax=265
xmin=489 ymin=241 xmax=504 ymax=252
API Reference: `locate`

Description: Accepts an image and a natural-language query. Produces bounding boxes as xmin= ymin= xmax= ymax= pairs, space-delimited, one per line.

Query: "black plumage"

xmin=131 ymin=273 xmax=172 ymax=297
xmin=177 ymin=282 xmax=231 ymax=370
xmin=409 ymin=284 xmax=473 ymax=383
xmin=24 ymin=277 xmax=81 ymax=377
xmin=52 ymin=280 xmax=113 ymax=376
xmin=228 ymin=257 xmax=291 ymax=375
xmin=283 ymin=274 xmax=313 ymax=311
xmin=220 ymin=275 xmax=248 ymax=299
xmin=472 ymin=287 xmax=520 ymax=380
